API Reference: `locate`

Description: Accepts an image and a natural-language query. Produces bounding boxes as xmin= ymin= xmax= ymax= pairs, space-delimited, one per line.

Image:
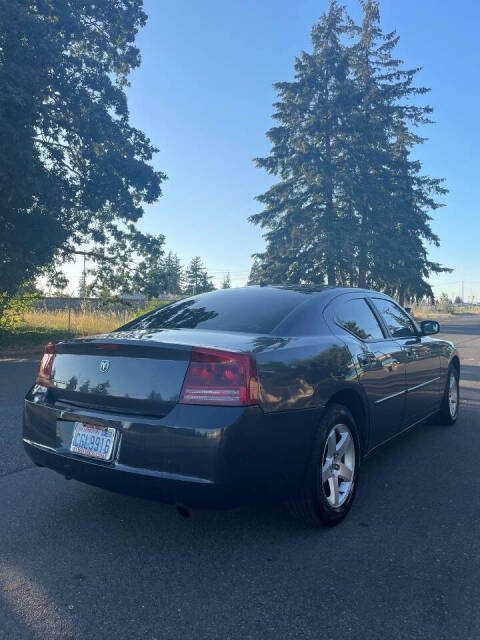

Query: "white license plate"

xmin=70 ymin=423 xmax=116 ymax=461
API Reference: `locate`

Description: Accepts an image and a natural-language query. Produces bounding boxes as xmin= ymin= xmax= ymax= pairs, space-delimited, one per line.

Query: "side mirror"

xmin=420 ymin=320 xmax=440 ymax=336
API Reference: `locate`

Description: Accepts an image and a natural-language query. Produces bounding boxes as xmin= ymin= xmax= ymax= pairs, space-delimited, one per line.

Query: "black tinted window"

xmin=334 ymin=298 xmax=384 ymax=341
xmin=373 ymin=298 xmax=417 ymax=338
xmin=120 ymin=288 xmax=308 ymax=334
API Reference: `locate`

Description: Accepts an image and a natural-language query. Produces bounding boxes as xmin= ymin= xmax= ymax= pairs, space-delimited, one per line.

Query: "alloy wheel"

xmin=320 ymin=423 xmax=356 ymax=508
xmin=448 ymin=372 xmax=458 ymax=418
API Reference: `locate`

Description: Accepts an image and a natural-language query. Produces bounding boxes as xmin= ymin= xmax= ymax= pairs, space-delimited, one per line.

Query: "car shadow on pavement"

xmin=1 ymin=399 xmax=476 ymax=640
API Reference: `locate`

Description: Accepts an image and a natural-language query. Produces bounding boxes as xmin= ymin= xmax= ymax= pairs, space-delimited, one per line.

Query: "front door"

xmin=326 ymin=295 xmax=407 ymax=448
xmin=371 ymin=298 xmax=442 ymax=425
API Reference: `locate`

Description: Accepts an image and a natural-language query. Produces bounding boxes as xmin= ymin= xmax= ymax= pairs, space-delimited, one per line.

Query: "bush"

xmin=436 ymin=292 xmax=454 ymax=314
xmin=0 ymin=292 xmax=40 ymax=331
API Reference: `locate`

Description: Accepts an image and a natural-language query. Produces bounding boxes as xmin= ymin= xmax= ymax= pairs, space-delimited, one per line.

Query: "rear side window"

xmin=334 ymin=298 xmax=384 ymax=341
xmin=120 ymin=288 xmax=308 ymax=334
xmin=372 ymin=298 xmax=417 ymax=338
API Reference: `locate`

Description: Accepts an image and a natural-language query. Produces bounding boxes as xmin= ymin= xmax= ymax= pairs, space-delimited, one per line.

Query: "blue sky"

xmin=69 ymin=0 xmax=480 ymax=299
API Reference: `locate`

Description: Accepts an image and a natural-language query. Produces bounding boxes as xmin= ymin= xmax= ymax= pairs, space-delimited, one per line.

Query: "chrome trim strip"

xmin=375 ymin=376 xmax=441 ymax=405
xmin=407 ymin=376 xmax=441 ymax=393
xmin=22 ymin=438 xmax=56 ymax=453
xmin=374 ymin=390 xmax=406 ymax=405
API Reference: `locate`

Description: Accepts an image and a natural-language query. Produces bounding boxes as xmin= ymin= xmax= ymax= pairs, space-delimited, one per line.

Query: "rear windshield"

xmin=119 ymin=288 xmax=308 ymax=334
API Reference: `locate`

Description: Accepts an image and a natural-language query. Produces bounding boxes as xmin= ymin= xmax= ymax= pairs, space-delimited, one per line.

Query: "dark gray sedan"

xmin=23 ymin=286 xmax=459 ymax=526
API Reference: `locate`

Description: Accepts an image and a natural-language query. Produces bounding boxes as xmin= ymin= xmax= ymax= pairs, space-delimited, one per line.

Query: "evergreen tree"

xmin=88 ymin=232 xmax=165 ymax=298
xmin=221 ymin=273 xmax=231 ymax=289
xmin=249 ymin=0 xmax=450 ymax=297
xmin=184 ymin=257 xmax=214 ymax=295
xmin=247 ymin=258 xmax=263 ymax=285
xmin=199 ymin=272 xmax=215 ymax=294
xmin=132 ymin=234 xmax=168 ymax=299
xmin=163 ymin=252 xmax=184 ymax=295
xmin=348 ymin=0 xmax=448 ymax=291
xmin=250 ymin=1 xmax=357 ymax=286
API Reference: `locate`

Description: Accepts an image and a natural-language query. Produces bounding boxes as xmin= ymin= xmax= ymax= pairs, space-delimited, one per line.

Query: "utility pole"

xmin=462 ymin=280 xmax=464 ymax=302
xmin=65 ymin=249 xmax=108 ymax=299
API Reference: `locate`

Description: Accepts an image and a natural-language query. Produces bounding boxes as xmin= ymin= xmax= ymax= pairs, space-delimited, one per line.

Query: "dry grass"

xmin=412 ymin=305 xmax=480 ymax=321
xmin=0 ymin=309 xmax=137 ymax=358
xmin=1 ymin=301 xmax=175 ymax=357
xmin=22 ymin=309 xmax=135 ymax=336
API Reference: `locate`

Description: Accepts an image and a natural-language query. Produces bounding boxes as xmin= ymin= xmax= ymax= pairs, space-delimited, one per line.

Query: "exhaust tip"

xmin=175 ymin=504 xmax=191 ymax=519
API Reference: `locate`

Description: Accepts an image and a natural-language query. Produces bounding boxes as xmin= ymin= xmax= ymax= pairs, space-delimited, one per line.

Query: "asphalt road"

xmin=1 ymin=316 xmax=479 ymax=640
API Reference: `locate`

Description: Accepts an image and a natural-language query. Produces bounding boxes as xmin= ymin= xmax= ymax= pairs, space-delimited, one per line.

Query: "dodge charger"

xmin=23 ymin=286 xmax=460 ymax=526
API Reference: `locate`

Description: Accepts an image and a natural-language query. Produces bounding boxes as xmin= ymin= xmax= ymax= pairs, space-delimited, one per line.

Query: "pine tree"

xmin=247 ymin=258 xmax=263 ymax=285
xmin=185 ymin=257 xmax=203 ymax=295
xmin=184 ymin=257 xmax=214 ymax=295
xmin=249 ymin=0 xmax=450 ymax=296
xmin=348 ymin=0 xmax=449 ymax=292
xmin=250 ymin=1 xmax=357 ymax=286
xmin=199 ymin=272 xmax=215 ymax=294
xmin=164 ymin=252 xmax=183 ymax=295
xmin=221 ymin=273 xmax=231 ymax=289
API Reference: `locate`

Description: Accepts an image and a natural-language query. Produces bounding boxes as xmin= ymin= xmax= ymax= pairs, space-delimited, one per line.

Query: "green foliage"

xmin=78 ymin=271 xmax=88 ymax=299
xmin=221 ymin=273 xmax=231 ymax=289
xmin=436 ymin=292 xmax=453 ymax=313
xmin=249 ymin=0 xmax=450 ymax=299
xmin=87 ymin=241 xmax=214 ymax=299
xmin=0 ymin=0 xmax=164 ymax=303
xmin=247 ymin=259 xmax=264 ymax=285
xmin=163 ymin=252 xmax=184 ymax=295
xmin=132 ymin=299 xmax=174 ymax=319
xmin=184 ymin=257 xmax=215 ymax=295
xmin=0 ymin=291 xmax=39 ymax=331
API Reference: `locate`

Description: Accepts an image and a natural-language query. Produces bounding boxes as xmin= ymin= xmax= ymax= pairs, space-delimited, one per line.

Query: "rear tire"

xmin=287 ymin=404 xmax=360 ymax=527
xmin=437 ymin=365 xmax=459 ymax=425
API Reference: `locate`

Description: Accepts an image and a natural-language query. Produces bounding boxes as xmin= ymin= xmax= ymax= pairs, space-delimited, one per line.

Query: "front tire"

xmin=287 ymin=404 xmax=360 ymax=527
xmin=437 ymin=365 xmax=459 ymax=425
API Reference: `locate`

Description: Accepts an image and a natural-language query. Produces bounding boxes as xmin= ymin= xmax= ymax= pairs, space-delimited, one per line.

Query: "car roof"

xmin=246 ymin=284 xmax=387 ymax=297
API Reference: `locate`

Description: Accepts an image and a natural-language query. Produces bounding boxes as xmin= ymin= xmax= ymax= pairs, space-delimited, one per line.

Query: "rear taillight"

xmin=36 ymin=342 xmax=56 ymax=387
xmin=179 ymin=347 xmax=259 ymax=406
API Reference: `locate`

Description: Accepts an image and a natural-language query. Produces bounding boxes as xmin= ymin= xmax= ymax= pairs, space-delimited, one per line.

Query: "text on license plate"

xmin=70 ymin=423 xmax=116 ymax=461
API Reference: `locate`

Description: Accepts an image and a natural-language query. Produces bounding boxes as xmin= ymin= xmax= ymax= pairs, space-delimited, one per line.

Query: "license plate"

xmin=70 ymin=423 xmax=116 ymax=461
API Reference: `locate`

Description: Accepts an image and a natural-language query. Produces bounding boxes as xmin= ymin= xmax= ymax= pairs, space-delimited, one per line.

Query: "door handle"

xmin=405 ymin=348 xmax=415 ymax=359
xmin=358 ymin=353 xmax=377 ymax=368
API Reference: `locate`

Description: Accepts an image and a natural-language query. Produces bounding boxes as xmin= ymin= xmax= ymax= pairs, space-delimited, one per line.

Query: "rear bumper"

xmin=23 ymin=390 xmax=321 ymax=509
xmin=24 ymin=439 xmax=234 ymax=508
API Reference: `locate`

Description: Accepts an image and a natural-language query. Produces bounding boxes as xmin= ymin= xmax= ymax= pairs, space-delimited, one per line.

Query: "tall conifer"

xmin=250 ymin=1 xmax=356 ymax=286
xmin=250 ymin=0 xmax=449 ymax=299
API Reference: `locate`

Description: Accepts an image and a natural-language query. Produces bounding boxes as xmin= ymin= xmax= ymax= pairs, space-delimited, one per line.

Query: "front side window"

xmin=372 ymin=298 xmax=417 ymax=339
xmin=334 ymin=298 xmax=385 ymax=341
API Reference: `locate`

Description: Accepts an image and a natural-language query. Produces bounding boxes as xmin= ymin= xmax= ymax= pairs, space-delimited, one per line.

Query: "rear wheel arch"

xmin=325 ymin=388 xmax=369 ymax=457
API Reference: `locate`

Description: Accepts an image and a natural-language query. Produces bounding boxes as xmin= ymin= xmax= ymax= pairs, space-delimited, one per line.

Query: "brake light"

xmin=179 ymin=348 xmax=259 ymax=406
xmin=36 ymin=342 xmax=56 ymax=387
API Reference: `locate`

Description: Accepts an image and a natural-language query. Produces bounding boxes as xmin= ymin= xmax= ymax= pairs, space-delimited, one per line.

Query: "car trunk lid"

xmin=46 ymin=329 xmax=270 ymax=417
xmin=49 ymin=339 xmax=192 ymax=417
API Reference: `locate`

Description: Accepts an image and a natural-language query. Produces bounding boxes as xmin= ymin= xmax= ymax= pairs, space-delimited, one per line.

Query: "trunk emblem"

xmin=99 ymin=359 xmax=110 ymax=373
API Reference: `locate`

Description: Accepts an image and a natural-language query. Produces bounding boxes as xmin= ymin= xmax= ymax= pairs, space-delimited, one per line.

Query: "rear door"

xmin=370 ymin=297 xmax=442 ymax=425
xmin=326 ymin=295 xmax=407 ymax=448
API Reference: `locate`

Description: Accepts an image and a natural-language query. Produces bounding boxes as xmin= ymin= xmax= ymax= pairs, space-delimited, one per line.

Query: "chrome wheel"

xmin=320 ymin=423 xmax=356 ymax=508
xmin=448 ymin=372 xmax=458 ymax=418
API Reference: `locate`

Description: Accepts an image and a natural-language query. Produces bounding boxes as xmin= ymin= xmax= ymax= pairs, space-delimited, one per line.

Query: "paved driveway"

xmin=1 ymin=316 xmax=479 ymax=639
